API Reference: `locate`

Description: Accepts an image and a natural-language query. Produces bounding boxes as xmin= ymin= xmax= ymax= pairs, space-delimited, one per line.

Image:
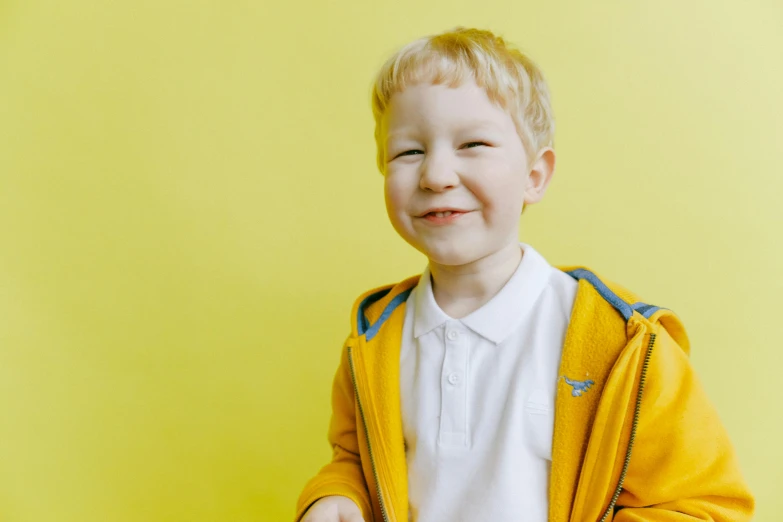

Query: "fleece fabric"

xmin=295 ymin=265 xmax=754 ymax=522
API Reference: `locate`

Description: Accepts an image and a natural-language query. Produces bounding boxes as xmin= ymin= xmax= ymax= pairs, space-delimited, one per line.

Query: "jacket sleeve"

xmin=294 ymin=340 xmax=373 ymax=522
xmin=613 ymin=325 xmax=754 ymax=521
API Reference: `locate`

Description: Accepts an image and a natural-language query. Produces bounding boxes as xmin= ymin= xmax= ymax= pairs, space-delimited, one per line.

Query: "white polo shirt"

xmin=400 ymin=242 xmax=579 ymax=521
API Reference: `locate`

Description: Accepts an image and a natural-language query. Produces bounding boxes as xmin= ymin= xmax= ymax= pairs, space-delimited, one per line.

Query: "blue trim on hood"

xmin=566 ymin=268 xmax=667 ymax=321
xmin=566 ymin=268 xmax=634 ymax=320
xmin=357 ymin=287 xmax=414 ymax=341
xmin=357 ymin=288 xmax=391 ymax=336
xmin=631 ymin=302 xmax=665 ymax=319
xmin=358 ymin=269 xmax=668 ymax=338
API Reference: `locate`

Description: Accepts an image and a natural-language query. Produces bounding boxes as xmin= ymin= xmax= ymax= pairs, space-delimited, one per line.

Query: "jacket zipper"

xmin=347 ymin=346 xmax=391 ymax=522
xmin=598 ymin=332 xmax=657 ymax=522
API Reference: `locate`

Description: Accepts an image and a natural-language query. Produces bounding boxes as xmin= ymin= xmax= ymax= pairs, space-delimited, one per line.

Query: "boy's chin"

xmin=416 ymin=244 xmax=482 ymax=268
xmin=411 ymin=238 xmax=522 ymax=268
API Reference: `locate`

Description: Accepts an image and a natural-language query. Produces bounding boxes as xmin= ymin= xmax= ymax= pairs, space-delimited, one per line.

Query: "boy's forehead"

xmin=382 ymin=82 xmax=511 ymax=136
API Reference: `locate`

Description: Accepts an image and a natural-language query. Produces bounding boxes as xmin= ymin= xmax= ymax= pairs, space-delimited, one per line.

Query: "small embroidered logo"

xmin=563 ymin=377 xmax=595 ymax=397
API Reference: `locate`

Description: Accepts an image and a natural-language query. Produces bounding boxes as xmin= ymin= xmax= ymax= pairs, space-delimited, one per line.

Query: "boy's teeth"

xmin=434 ymin=211 xmax=453 ymax=217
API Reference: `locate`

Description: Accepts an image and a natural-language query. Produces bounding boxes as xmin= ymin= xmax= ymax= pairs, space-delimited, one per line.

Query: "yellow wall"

xmin=1 ymin=0 xmax=780 ymax=520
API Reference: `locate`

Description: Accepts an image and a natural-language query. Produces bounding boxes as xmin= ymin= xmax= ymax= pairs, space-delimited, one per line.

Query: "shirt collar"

xmin=412 ymin=243 xmax=554 ymax=344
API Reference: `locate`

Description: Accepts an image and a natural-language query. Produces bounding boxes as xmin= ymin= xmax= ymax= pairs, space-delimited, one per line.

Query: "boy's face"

xmin=382 ymin=79 xmax=546 ymax=267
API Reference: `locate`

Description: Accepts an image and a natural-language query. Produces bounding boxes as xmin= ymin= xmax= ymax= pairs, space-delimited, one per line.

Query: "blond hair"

xmin=371 ymin=27 xmax=554 ymax=175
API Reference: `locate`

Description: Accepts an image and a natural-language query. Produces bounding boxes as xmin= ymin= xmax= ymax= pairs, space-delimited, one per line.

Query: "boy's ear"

xmin=523 ymin=147 xmax=556 ymax=207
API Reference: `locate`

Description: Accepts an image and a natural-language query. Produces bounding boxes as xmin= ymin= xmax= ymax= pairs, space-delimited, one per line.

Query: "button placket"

xmin=439 ymin=323 xmax=468 ymax=446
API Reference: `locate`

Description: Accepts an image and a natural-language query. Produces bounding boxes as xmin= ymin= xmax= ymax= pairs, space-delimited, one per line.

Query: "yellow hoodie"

xmin=295 ymin=266 xmax=754 ymax=521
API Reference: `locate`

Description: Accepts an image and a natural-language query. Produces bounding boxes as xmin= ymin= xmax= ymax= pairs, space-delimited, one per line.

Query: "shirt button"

xmin=448 ymin=373 xmax=460 ymax=385
xmin=447 ymin=330 xmax=458 ymax=341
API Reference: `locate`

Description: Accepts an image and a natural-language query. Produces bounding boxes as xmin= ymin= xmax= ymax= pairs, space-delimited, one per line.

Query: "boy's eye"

xmin=391 ymin=142 xmax=488 ymax=160
xmin=395 ymin=149 xmax=423 ymax=158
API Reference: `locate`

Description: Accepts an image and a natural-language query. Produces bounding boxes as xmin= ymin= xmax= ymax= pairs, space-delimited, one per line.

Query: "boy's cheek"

xmin=382 ymin=189 xmax=407 ymax=232
xmin=384 ymin=179 xmax=410 ymax=214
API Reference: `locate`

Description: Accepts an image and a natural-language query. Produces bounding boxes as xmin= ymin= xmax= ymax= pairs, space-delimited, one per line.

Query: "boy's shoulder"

xmin=556 ymin=264 xmax=690 ymax=354
xmin=556 ymin=265 xmax=647 ymax=317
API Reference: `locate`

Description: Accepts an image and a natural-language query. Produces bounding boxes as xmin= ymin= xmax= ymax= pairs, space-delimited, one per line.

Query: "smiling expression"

xmin=382 ymin=79 xmax=546 ymax=267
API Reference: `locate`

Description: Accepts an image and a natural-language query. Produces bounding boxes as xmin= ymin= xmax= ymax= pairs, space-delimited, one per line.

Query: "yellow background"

xmin=1 ymin=0 xmax=780 ymax=520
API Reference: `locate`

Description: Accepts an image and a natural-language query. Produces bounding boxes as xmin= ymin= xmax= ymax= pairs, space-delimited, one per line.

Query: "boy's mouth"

xmin=418 ymin=208 xmax=471 ymax=224
xmin=418 ymin=207 xmax=470 ymax=218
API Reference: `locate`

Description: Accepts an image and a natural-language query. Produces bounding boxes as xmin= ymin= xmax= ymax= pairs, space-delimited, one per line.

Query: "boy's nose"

xmin=419 ymin=153 xmax=460 ymax=192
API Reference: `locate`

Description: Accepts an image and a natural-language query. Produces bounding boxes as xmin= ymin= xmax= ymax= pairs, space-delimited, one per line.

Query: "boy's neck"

xmin=428 ymin=242 xmax=524 ymax=320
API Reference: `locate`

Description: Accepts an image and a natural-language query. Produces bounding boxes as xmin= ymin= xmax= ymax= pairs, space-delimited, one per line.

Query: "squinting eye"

xmin=463 ymin=142 xmax=488 ymax=149
xmin=395 ymin=150 xmax=423 ymax=158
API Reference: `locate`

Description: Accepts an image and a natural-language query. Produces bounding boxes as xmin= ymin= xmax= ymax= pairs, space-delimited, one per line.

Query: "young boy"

xmin=295 ymin=27 xmax=754 ymax=522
